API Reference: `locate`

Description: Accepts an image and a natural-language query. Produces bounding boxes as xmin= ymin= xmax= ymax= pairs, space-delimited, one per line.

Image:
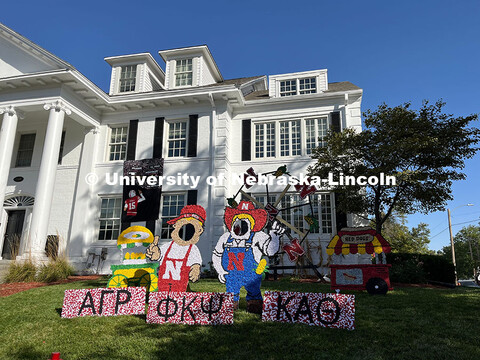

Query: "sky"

xmin=1 ymin=0 xmax=479 ymax=251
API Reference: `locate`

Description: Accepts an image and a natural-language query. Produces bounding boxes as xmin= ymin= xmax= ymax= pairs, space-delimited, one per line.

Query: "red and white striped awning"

xmin=327 ymin=227 xmax=391 ymax=256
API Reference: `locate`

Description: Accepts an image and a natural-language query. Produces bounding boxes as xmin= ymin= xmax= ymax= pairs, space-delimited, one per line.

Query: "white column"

xmin=0 ymin=106 xmax=24 ymax=211
xmin=28 ymin=100 xmax=71 ymax=260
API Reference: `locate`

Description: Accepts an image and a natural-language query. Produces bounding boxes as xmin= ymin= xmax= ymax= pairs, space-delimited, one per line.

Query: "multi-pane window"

xmin=279 ymin=120 xmax=301 ymax=157
xmin=168 ymin=121 xmax=187 ymax=157
xmin=253 ymin=193 xmax=333 ymax=235
xmin=175 ymin=59 xmax=193 ymax=87
xmin=319 ymin=194 xmax=333 ymax=234
xmin=255 ymin=123 xmax=275 ymax=158
xmin=15 ymin=133 xmax=36 ymax=167
xmin=279 ymin=77 xmax=317 ymax=96
xmin=299 ymin=78 xmax=317 ymax=94
xmin=306 ymin=117 xmax=329 ymax=154
xmin=160 ymin=194 xmax=186 ymax=240
xmin=109 ymin=126 xmax=128 ymax=161
xmin=119 ymin=65 xmax=137 ymax=92
xmin=98 ymin=197 xmax=122 ymax=240
xmin=279 ymin=80 xmax=297 ymax=97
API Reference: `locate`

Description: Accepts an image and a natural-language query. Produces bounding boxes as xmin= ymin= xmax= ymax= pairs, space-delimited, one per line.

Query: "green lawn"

xmin=0 ymin=278 xmax=479 ymax=360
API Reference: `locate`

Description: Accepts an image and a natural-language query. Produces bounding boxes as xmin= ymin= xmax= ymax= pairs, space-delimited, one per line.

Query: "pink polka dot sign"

xmin=61 ymin=287 xmax=147 ymax=319
xmin=147 ymin=292 xmax=234 ymax=325
xmin=262 ymin=291 xmax=355 ymax=330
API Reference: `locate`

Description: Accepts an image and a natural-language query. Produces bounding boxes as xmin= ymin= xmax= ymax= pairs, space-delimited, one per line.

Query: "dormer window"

xmin=119 ymin=65 xmax=137 ymax=92
xmin=175 ymin=59 xmax=193 ymax=87
xmin=280 ymin=77 xmax=316 ymax=97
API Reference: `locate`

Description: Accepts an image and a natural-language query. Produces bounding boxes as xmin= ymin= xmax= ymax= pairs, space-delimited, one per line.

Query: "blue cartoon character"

xmin=212 ymin=201 xmax=285 ymax=313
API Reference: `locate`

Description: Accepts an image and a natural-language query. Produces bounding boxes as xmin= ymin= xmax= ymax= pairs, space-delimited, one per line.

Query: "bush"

xmin=386 ymin=253 xmax=455 ymax=284
xmin=4 ymin=258 xmax=75 ymax=283
xmin=36 ymin=258 xmax=75 ymax=283
xmin=4 ymin=260 xmax=37 ymax=283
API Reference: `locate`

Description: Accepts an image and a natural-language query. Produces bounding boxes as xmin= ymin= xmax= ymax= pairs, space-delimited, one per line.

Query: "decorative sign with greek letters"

xmin=262 ymin=291 xmax=355 ymax=330
xmin=61 ymin=287 xmax=146 ymax=319
xmin=146 ymin=292 xmax=234 ymax=325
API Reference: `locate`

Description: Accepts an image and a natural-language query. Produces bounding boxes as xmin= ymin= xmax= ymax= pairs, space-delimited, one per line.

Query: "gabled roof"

xmin=158 ymin=45 xmax=223 ymax=82
xmin=0 ymin=22 xmax=73 ymax=73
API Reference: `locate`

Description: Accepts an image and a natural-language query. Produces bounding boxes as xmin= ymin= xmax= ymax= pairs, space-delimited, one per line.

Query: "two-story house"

xmin=0 ymin=23 xmax=363 ymax=274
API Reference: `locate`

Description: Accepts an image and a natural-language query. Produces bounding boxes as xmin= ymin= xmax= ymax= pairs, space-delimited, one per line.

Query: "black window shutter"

xmin=122 ymin=120 xmax=138 ymax=230
xmin=126 ymin=119 xmax=138 ymax=160
xmin=145 ymin=220 xmax=156 ymax=235
xmin=331 ymin=112 xmax=341 ymax=133
xmin=187 ymin=114 xmax=198 ymax=157
xmin=334 ymin=192 xmax=348 ymax=232
xmin=187 ymin=190 xmax=197 ymax=205
xmin=185 ymin=190 xmax=198 ymax=240
xmin=153 ymin=117 xmax=164 ymax=158
xmin=242 ymin=119 xmax=251 ymax=161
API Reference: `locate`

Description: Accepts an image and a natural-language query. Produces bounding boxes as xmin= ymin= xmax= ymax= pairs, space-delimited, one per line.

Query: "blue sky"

xmin=2 ymin=0 xmax=479 ymax=250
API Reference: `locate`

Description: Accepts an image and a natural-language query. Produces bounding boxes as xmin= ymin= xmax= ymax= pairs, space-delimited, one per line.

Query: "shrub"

xmin=386 ymin=252 xmax=455 ymax=284
xmin=36 ymin=258 xmax=75 ymax=283
xmin=4 ymin=260 xmax=37 ymax=283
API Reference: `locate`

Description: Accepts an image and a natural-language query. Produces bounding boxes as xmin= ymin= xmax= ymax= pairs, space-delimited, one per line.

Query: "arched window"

xmin=3 ymin=195 xmax=35 ymax=208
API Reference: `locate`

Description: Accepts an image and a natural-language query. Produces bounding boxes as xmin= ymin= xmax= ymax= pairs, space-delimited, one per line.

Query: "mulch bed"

xmin=0 ymin=275 xmax=101 ymax=297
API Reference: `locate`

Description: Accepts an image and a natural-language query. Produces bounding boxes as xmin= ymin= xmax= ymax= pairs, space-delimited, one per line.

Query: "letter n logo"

xmin=163 ymin=260 xmax=183 ymax=280
xmin=227 ymin=252 xmax=245 ymax=270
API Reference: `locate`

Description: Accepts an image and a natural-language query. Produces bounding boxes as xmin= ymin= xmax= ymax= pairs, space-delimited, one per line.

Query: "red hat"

xmin=167 ymin=205 xmax=206 ymax=225
xmin=224 ymin=201 xmax=268 ymax=232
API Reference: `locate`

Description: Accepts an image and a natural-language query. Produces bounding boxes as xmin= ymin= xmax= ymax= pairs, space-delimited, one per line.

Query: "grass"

xmin=0 ymin=278 xmax=479 ymax=360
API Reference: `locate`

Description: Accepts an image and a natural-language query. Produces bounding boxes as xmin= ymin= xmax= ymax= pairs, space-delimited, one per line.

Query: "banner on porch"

xmin=262 ymin=291 xmax=355 ymax=330
xmin=122 ymin=158 xmax=163 ymax=222
xmin=146 ymin=292 xmax=234 ymax=325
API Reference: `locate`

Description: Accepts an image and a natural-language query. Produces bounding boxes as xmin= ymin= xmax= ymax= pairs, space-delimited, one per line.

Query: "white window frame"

xmin=305 ymin=117 xmax=329 ymax=155
xmin=174 ymin=58 xmax=193 ymax=87
xmin=254 ymin=122 xmax=276 ymax=159
xmin=118 ymin=65 xmax=137 ymax=93
xmin=279 ymin=120 xmax=301 ymax=157
xmin=98 ymin=196 xmax=122 ymax=241
xmin=252 ymin=192 xmax=334 ymax=235
xmin=107 ymin=125 xmax=129 ymax=162
xmin=166 ymin=119 xmax=188 ymax=158
xmin=278 ymin=76 xmax=317 ymax=97
xmin=157 ymin=193 xmax=187 ymax=242
xmin=15 ymin=132 xmax=36 ymax=168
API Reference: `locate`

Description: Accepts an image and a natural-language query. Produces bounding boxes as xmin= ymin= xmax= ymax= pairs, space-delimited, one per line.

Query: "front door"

xmin=2 ymin=210 xmax=26 ymax=259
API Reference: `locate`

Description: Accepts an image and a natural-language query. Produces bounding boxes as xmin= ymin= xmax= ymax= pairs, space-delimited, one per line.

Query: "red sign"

xmin=262 ymin=291 xmax=355 ymax=330
xmin=283 ymin=238 xmax=305 ymax=262
xmin=294 ymin=179 xmax=317 ymax=199
xmin=61 ymin=287 xmax=146 ymax=319
xmin=147 ymin=292 xmax=234 ymax=325
xmin=243 ymin=167 xmax=258 ymax=189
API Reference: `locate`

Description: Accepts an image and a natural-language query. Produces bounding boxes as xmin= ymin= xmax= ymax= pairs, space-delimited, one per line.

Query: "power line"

xmin=430 ymin=218 xmax=480 ymax=239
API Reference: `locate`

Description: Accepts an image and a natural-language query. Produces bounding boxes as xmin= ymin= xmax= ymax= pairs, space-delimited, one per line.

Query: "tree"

xmin=442 ymin=225 xmax=480 ymax=279
xmin=308 ymin=101 xmax=480 ymax=234
xmin=374 ymin=214 xmax=432 ymax=254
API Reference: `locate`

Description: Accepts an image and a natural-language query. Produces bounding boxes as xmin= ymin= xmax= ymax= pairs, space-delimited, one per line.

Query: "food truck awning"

xmin=326 ymin=227 xmax=391 ymax=256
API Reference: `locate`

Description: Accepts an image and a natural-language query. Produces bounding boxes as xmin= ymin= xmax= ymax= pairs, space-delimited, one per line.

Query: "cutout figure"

xmin=212 ymin=201 xmax=285 ymax=313
xmin=146 ymin=205 xmax=206 ymax=292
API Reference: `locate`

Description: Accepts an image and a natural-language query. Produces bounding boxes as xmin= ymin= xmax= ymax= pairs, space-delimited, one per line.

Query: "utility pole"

xmin=447 ymin=209 xmax=457 ymax=285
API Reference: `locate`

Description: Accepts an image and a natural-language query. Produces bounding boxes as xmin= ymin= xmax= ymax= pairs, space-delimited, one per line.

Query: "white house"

xmin=0 ymin=23 xmax=363 ymax=274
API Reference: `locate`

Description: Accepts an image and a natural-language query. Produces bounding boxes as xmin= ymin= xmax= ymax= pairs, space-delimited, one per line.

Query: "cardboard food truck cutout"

xmin=212 ymin=201 xmax=285 ymax=312
xmin=327 ymin=227 xmax=392 ymax=295
xmin=145 ymin=204 xmax=205 ymax=293
xmin=108 ymin=226 xmax=159 ymax=292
